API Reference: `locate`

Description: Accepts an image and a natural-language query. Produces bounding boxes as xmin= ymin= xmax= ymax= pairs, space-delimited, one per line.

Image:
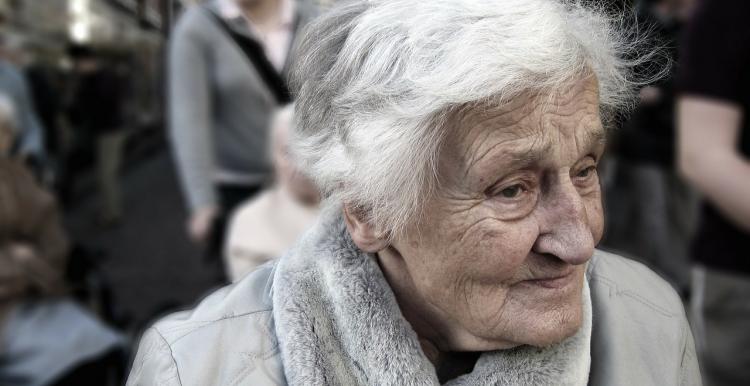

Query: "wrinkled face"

xmin=391 ymin=77 xmax=605 ymax=349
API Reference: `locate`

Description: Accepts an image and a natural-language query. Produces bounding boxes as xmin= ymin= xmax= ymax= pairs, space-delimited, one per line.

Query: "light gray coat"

xmin=127 ymin=211 xmax=701 ymax=385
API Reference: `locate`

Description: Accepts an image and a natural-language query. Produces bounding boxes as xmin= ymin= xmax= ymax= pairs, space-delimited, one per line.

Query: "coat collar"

xmin=272 ymin=204 xmax=592 ymax=385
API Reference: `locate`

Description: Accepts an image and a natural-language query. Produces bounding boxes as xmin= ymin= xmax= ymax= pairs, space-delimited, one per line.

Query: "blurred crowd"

xmin=0 ymin=0 xmax=747 ymax=385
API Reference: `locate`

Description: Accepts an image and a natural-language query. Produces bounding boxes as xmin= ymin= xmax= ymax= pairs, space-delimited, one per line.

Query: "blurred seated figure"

xmin=0 ymin=94 xmax=124 ymax=386
xmin=0 ymin=94 xmax=67 ymax=320
xmin=224 ymin=105 xmax=320 ymax=281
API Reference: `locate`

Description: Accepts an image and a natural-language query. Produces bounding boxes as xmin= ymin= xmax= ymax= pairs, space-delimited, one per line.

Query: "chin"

xmin=470 ymin=295 xmax=584 ymax=349
xmin=519 ymin=305 xmax=583 ymax=348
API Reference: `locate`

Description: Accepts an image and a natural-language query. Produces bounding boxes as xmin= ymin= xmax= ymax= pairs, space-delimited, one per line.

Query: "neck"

xmin=377 ymin=247 xmax=448 ymax=358
xmin=378 ymin=247 xmax=514 ymax=362
xmin=238 ymin=0 xmax=281 ymax=26
xmin=377 ymin=247 xmax=486 ymax=380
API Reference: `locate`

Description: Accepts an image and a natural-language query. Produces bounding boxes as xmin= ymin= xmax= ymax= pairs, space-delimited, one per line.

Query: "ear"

xmin=343 ymin=205 xmax=389 ymax=253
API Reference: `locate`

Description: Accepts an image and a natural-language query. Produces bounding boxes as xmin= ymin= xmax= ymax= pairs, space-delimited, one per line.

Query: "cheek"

xmin=584 ymin=191 xmax=604 ymax=244
xmin=437 ymin=213 xmax=540 ymax=283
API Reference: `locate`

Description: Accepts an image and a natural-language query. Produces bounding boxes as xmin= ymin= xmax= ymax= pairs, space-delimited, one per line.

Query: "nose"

xmin=532 ymin=179 xmax=595 ymax=265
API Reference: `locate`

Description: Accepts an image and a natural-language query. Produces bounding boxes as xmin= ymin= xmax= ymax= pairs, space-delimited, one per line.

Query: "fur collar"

xmin=272 ymin=206 xmax=591 ymax=385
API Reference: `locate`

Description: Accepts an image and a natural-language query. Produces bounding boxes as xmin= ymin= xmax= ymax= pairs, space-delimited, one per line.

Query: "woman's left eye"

xmin=576 ymin=166 xmax=596 ymax=178
xmin=500 ymin=184 xmax=523 ymax=198
xmin=485 ymin=178 xmax=538 ymax=220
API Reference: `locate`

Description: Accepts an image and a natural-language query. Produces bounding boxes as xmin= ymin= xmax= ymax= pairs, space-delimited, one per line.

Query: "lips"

xmin=522 ymin=268 xmax=577 ymax=289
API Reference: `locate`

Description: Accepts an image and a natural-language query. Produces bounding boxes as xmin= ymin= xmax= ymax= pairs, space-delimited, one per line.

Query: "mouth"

xmin=521 ymin=269 xmax=577 ymax=289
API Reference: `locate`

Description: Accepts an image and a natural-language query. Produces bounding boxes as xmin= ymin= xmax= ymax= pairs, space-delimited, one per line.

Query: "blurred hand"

xmin=0 ymin=126 xmax=12 ymax=156
xmin=188 ymin=206 xmax=219 ymax=244
xmin=0 ymin=244 xmax=35 ymax=300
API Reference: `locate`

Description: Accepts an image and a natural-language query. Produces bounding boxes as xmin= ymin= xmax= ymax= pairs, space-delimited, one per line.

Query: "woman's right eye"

xmin=485 ymin=178 xmax=539 ymax=221
xmin=499 ymin=184 xmax=523 ymax=198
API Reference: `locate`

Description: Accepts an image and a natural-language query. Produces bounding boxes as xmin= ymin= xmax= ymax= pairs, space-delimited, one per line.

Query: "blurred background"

xmin=0 ymin=0 xmax=747 ymax=385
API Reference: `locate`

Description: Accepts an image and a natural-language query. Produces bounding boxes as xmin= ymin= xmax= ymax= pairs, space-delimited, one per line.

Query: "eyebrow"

xmin=501 ymin=140 xmax=552 ymax=171
xmin=463 ymin=137 xmax=551 ymax=182
xmin=468 ymin=125 xmax=607 ymax=177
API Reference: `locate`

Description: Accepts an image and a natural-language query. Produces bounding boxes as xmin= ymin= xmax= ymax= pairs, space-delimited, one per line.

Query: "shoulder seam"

xmin=153 ymin=327 xmax=184 ymax=386
xmin=589 ymin=274 xmax=678 ymax=317
xmin=161 ymin=308 xmax=273 ymax=346
xmin=678 ymin=316 xmax=694 ymax=382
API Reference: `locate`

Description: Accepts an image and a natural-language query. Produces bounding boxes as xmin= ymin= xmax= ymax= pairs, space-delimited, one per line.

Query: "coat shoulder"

xmin=127 ymin=264 xmax=285 ymax=386
xmin=587 ymin=249 xmax=701 ymax=385
xmin=588 ymin=249 xmax=684 ymax=318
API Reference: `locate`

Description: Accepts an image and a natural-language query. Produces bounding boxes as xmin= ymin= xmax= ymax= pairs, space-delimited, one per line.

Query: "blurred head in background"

xmin=0 ymin=27 xmax=31 ymax=68
xmin=271 ymin=104 xmax=319 ymax=206
xmin=67 ymin=44 xmax=99 ymax=74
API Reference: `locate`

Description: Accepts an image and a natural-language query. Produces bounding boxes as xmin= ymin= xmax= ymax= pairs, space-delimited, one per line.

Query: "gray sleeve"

xmin=168 ymin=10 xmax=218 ymax=212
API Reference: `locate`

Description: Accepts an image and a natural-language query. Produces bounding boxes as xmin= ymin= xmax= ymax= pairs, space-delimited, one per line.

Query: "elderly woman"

xmin=128 ymin=1 xmax=700 ymax=385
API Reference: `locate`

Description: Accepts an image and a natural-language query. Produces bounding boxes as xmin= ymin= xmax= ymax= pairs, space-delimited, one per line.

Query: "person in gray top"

xmin=168 ymin=0 xmax=314 ymax=256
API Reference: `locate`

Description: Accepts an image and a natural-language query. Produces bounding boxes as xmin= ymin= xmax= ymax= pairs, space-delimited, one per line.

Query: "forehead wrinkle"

xmin=544 ymin=75 xmax=599 ymax=107
xmin=456 ymin=99 xmax=538 ymax=161
xmin=453 ymin=79 xmax=601 ymax=185
xmin=574 ymin=121 xmax=607 ymax=155
xmin=460 ymin=115 xmax=541 ymax=174
xmin=462 ymin=111 xmax=602 ymax=183
xmin=463 ymin=132 xmax=552 ymax=183
xmin=539 ymin=89 xmax=604 ymax=158
xmin=457 ymin=100 xmax=535 ymax=132
xmin=587 ymin=124 xmax=607 ymax=146
xmin=504 ymin=135 xmax=553 ymax=169
xmin=464 ymin=129 xmax=535 ymax=175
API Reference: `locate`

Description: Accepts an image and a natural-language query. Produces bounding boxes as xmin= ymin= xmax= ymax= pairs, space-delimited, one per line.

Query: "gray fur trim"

xmin=272 ymin=205 xmax=591 ymax=385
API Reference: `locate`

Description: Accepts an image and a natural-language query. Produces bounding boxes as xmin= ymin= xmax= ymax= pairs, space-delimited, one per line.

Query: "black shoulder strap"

xmin=203 ymin=7 xmax=292 ymax=105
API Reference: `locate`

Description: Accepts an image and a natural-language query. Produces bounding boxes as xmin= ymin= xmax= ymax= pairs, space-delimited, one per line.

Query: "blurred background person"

xmin=0 ymin=30 xmax=46 ymax=173
xmin=677 ymin=0 xmax=750 ymax=384
xmin=23 ymin=42 xmax=65 ymax=169
xmin=168 ymin=0 xmax=315 ymax=283
xmin=0 ymin=91 xmax=125 ymax=386
xmin=224 ymin=104 xmax=319 ymax=281
xmin=63 ymin=44 xmax=128 ymax=226
xmin=0 ymin=33 xmax=64 ymax=165
xmin=601 ymin=0 xmax=697 ymax=295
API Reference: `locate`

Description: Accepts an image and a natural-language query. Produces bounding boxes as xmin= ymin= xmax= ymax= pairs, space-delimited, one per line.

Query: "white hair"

xmin=289 ymin=0 xmax=656 ymax=238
